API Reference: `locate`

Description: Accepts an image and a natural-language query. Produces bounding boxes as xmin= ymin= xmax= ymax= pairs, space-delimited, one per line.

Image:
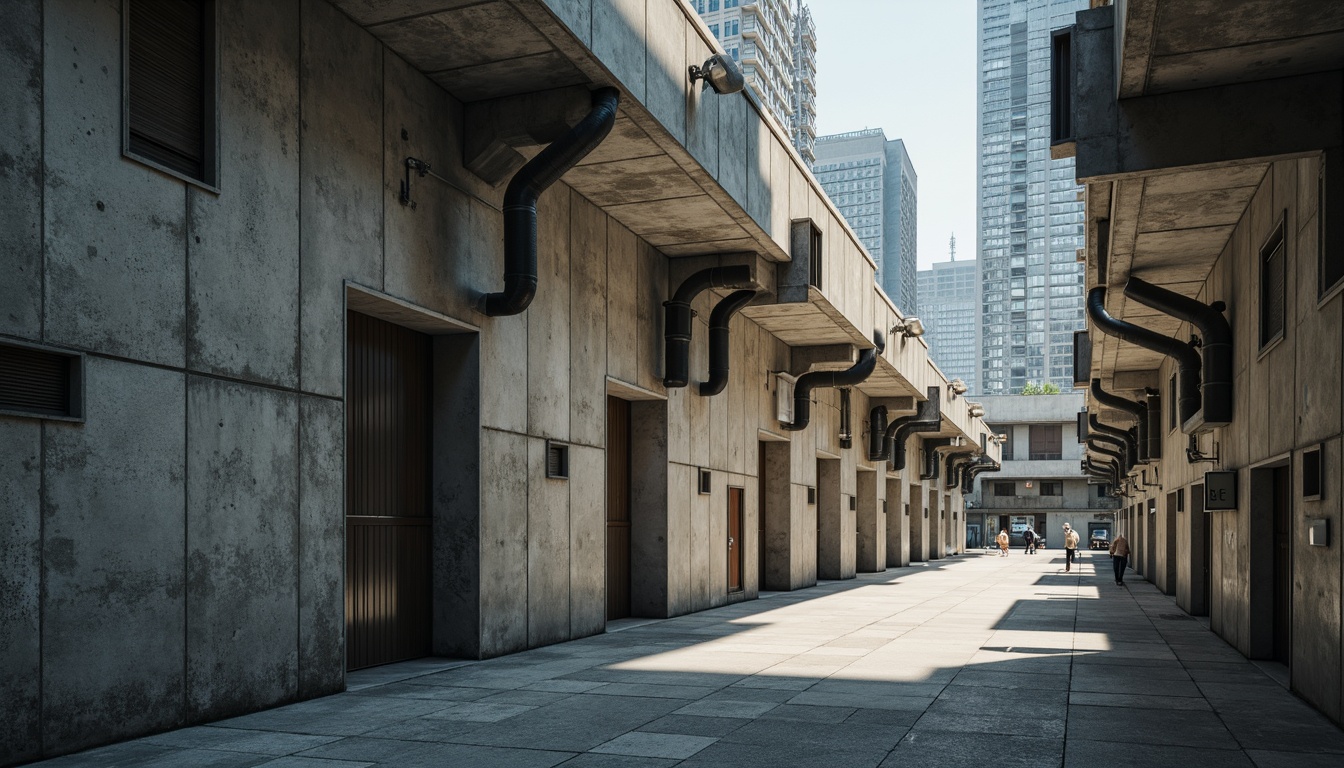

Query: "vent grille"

xmin=128 ymin=0 xmax=211 ymax=181
xmin=698 ymin=468 xmax=711 ymax=495
xmin=0 ymin=342 xmax=81 ymax=419
xmin=848 ymin=494 xmax=856 ymax=511
xmin=546 ymin=441 xmax=569 ymax=479
xmin=1304 ymin=445 xmax=1323 ymax=499
xmin=806 ymin=486 xmax=816 ymax=506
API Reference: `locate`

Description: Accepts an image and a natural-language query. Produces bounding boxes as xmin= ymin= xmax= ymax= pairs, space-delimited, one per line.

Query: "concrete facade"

xmin=1067 ymin=0 xmax=1344 ymax=729
xmin=0 ymin=0 xmax=996 ymax=764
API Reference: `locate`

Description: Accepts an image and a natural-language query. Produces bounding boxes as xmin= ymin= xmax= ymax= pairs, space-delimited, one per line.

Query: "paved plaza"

xmin=35 ymin=551 xmax=1344 ymax=767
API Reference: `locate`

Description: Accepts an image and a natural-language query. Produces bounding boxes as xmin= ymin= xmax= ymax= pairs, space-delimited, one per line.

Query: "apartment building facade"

xmin=918 ymin=257 xmax=979 ymax=393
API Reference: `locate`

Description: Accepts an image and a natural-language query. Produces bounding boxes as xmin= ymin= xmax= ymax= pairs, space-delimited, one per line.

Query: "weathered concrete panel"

xmin=297 ymin=395 xmax=344 ymax=698
xmin=44 ymin=0 xmax=187 ymax=367
xmin=186 ymin=377 xmax=299 ymax=720
xmin=569 ymin=444 xmax=605 ymax=637
xmin=299 ymin=0 xmax=385 ymax=397
xmin=631 ymin=402 xmax=670 ymax=616
xmin=1293 ymin=439 xmax=1342 ymax=721
xmin=717 ymin=92 xmax=749 ymax=206
xmin=0 ymin=0 xmax=42 ymax=339
xmin=527 ymin=437 xmax=571 ymax=646
xmin=570 ymin=193 xmax=608 ymax=448
xmin=42 ymin=359 xmax=186 ymax=752
xmin=432 ymin=333 xmax=482 ymax=658
xmin=188 ymin=0 xmax=300 ymax=387
xmin=856 ymin=469 xmax=882 ymax=573
xmin=605 ymin=222 xmax=639 ymax=386
xmin=816 ymin=458 xmax=844 ymax=580
xmin=667 ymin=463 xmax=693 ymax=615
xmin=528 ymin=186 xmax=572 ymax=440
xmin=643 ymin=1 xmax=687 ymax=145
xmin=761 ymin=441 xmax=792 ymax=590
xmin=591 ymin=0 xmax=646 ymax=102
xmin=480 ymin=428 xmax=529 ymax=656
xmin=0 ymin=418 xmax=41 ymax=762
xmin=546 ymin=0 xmax=593 ymax=46
xmin=637 ymin=239 xmax=667 ymax=392
xmin=691 ymin=472 xmax=714 ymax=611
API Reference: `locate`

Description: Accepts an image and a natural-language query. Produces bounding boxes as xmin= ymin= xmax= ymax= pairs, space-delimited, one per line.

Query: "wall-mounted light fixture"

xmin=949 ymin=379 xmax=968 ymax=396
xmin=891 ymin=317 xmax=925 ymax=339
xmin=688 ymin=54 xmax=745 ymax=94
xmin=967 ymin=402 xmax=986 ymax=418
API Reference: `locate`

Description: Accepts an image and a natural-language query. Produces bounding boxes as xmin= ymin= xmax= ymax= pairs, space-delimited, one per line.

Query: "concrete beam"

xmin=464 ymin=85 xmax=592 ymax=186
xmin=789 ymin=344 xmax=855 ymax=376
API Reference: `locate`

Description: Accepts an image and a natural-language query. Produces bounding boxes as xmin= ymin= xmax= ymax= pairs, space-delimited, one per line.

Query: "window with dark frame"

xmin=808 ymin=223 xmax=823 ymax=290
xmin=992 ymin=425 xmax=1014 ymax=460
xmin=1040 ymin=481 xmax=1063 ymax=496
xmin=1168 ymin=373 xmax=1177 ymax=432
xmin=0 ymin=341 xmax=85 ymax=421
xmin=1028 ymin=424 xmax=1062 ymax=460
xmin=125 ymin=0 xmax=217 ymax=186
xmin=1320 ymin=162 xmax=1339 ymax=297
xmin=994 ymin=481 xmax=1016 ymax=497
xmin=1260 ymin=214 xmax=1286 ymax=348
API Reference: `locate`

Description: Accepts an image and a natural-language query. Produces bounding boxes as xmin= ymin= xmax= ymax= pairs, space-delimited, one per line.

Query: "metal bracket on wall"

xmin=1186 ymin=434 xmax=1220 ymax=464
xmin=399 ymin=156 xmax=451 ymax=209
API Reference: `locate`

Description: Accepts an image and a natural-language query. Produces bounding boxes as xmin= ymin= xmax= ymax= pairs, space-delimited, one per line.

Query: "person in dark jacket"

xmin=1109 ymin=533 xmax=1131 ymax=585
xmin=1022 ymin=527 xmax=1036 ymax=555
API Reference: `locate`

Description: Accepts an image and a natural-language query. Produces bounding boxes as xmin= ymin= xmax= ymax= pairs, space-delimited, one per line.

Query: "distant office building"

xmin=814 ymin=129 xmax=918 ymax=313
xmin=694 ymin=0 xmax=818 ymax=165
xmin=976 ymin=0 xmax=1089 ymax=394
xmin=918 ymin=246 xmax=978 ymax=392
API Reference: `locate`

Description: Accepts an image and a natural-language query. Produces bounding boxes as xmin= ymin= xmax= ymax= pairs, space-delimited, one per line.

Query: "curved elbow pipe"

xmin=921 ymin=438 xmax=955 ymax=481
xmin=664 ymin=265 xmax=757 ymax=388
xmin=1124 ymin=277 xmax=1233 ymax=429
xmin=1087 ymin=287 xmax=1201 ymax=427
xmin=946 ymin=452 xmax=979 ymax=490
xmin=881 ymin=385 xmax=942 ymax=469
xmin=1089 ymin=378 xmax=1148 ymax=462
xmin=782 ymin=330 xmax=885 ymax=431
xmin=1090 ymin=432 xmax=1131 ymax=472
xmin=1088 ymin=414 xmax=1137 ymax=470
xmin=699 ymin=289 xmax=758 ymax=396
xmin=483 ymin=87 xmax=620 ymax=316
xmin=867 ymin=406 xmax=888 ymax=461
xmin=961 ymin=458 xmax=1000 ymax=494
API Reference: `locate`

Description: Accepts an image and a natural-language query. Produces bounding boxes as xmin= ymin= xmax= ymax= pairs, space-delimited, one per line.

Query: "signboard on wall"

xmin=1205 ymin=471 xmax=1237 ymax=510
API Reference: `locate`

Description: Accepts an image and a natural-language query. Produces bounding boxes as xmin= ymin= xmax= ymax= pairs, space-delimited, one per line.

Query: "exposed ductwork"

xmin=781 ymin=330 xmax=885 ymax=432
xmin=1087 ymin=287 xmax=1201 ymax=428
xmin=483 ymin=87 xmax=620 ymax=316
xmin=663 ymin=265 xmax=757 ymax=388
xmin=1124 ymin=277 xmax=1233 ymax=431
xmin=879 ymin=386 xmax=942 ymax=469
xmin=1089 ymin=431 xmax=1131 ymax=472
xmin=945 ymin=450 xmax=980 ymax=490
xmin=961 ymin=457 xmax=1001 ymax=494
xmin=1145 ymin=390 xmax=1163 ymax=459
xmin=867 ymin=405 xmax=888 ymax=462
xmin=1086 ymin=438 xmax=1127 ymax=487
xmin=1088 ymin=414 xmax=1137 ymax=470
xmin=921 ymin=438 xmax=955 ymax=481
xmin=699 ymin=289 xmax=759 ymax=396
xmin=1084 ymin=456 xmax=1121 ymax=490
xmin=1089 ymin=378 xmax=1151 ymax=462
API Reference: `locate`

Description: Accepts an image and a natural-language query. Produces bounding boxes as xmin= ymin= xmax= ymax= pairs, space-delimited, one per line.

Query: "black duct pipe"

xmin=1145 ymin=390 xmax=1163 ymax=459
xmin=1089 ymin=378 xmax=1147 ymax=462
xmin=921 ymin=438 xmax=954 ymax=480
xmin=1085 ymin=457 xmax=1121 ymax=491
xmin=1086 ymin=287 xmax=1201 ymax=427
xmin=883 ymin=386 xmax=942 ymax=470
xmin=1089 ymin=414 xmax=1137 ymax=470
xmin=664 ymin=265 xmax=757 ymax=388
xmin=946 ymin=452 xmax=979 ymax=490
xmin=699 ymin=289 xmax=759 ymax=396
xmin=867 ymin=406 xmax=888 ymax=461
xmin=1087 ymin=440 xmax=1127 ymax=486
xmin=961 ymin=458 xmax=1000 ymax=495
xmin=483 ymin=87 xmax=620 ymax=317
xmin=782 ymin=330 xmax=885 ymax=431
xmin=1124 ymin=276 xmax=1233 ymax=430
xmin=1088 ymin=433 xmax=1129 ymax=471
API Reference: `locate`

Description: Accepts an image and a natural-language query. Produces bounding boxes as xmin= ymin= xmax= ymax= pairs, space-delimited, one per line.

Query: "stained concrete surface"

xmin=31 ymin=551 xmax=1344 ymax=767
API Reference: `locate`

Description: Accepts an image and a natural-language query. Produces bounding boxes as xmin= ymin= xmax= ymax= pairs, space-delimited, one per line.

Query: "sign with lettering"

xmin=1205 ymin=471 xmax=1237 ymax=510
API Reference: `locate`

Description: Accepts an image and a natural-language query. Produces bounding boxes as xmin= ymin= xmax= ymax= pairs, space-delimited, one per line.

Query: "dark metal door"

xmin=1272 ymin=466 xmax=1292 ymax=666
xmin=345 ymin=311 xmax=432 ymax=671
xmin=728 ymin=487 xmax=743 ymax=593
xmin=606 ymin=397 xmax=632 ymax=620
xmin=757 ymin=444 xmax=766 ymax=588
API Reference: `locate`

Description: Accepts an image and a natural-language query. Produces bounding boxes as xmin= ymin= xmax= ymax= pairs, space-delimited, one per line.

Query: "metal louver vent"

xmin=698 ymin=469 xmax=711 ymax=495
xmin=806 ymin=486 xmax=816 ymax=506
xmin=546 ymin=441 xmax=569 ymax=479
xmin=0 ymin=342 xmax=83 ymax=420
xmin=127 ymin=0 xmax=215 ymax=183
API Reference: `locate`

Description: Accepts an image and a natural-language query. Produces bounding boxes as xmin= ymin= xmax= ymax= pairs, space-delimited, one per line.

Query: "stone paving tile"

xmin=29 ymin=553 xmax=1344 ymax=767
xmin=254 ymin=758 xmax=373 ymax=768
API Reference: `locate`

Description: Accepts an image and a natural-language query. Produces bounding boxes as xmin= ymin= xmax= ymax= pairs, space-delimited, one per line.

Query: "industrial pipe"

xmin=483 ymin=87 xmax=620 ymax=316
xmin=781 ymin=330 xmax=885 ymax=431
xmin=664 ymin=265 xmax=756 ymax=388
xmin=921 ymin=438 xmax=955 ymax=481
xmin=699 ymin=289 xmax=759 ymax=396
xmin=1088 ymin=414 xmax=1137 ymax=470
xmin=1086 ymin=287 xmax=1201 ymax=427
xmin=1124 ymin=276 xmax=1233 ymax=430
xmin=867 ymin=405 xmax=888 ymax=462
xmin=882 ymin=386 xmax=942 ymax=470
xmin=1089 ymin=378 xmax=1148 ymax=462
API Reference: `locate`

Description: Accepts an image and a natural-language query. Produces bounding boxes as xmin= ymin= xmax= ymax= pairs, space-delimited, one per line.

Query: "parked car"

xmin=1090 ymin=529 xmax=1110 ymax=550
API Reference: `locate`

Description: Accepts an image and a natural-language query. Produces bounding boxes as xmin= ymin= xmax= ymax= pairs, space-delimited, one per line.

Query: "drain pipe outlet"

xmin=483 ymin=87 xmax=620 ymax=316
xmin=1087 ymin=433 xmax=1129 ymax=470
xmin=1124 ymin=276 xmax=1233 ymax=430
xmin=882 ymin=385 xmax=942 ymax=470
xmin=1088 ymin=414 xmax=1137 ymax=470
xmin=664 ymin=265 xmax=756 ymax=388
xmin=945 ymin=451 xmax=980 ymax=490
xmin=1090 ymin=378 xmax=1148 ymax=462
xmin=699 ymin=289 xmax=759 ymax=396
xmin=1087 ymin=287 xmax=1202 ymax=427
xmin=961 ymin=458 xmax=1001 ymax=495
xmin=782 ymin=330 xmax=885 ymax=432
xmin=867 ymin=406 xmax=889 ymax=461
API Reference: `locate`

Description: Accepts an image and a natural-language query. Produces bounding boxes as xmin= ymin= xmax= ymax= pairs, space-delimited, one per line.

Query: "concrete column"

xmin=816 ymin=458 xmax=848 ymax=579
xmin=926 ymin=488 xmax=941 ymax=561
xmin=630 ymin=402 xmax=670 ymax=617
xmin=886 ymin=476 xmax=908 ymax=567
xmin=909 ymin=482 xmax=926 ymax=562
xmin=761 ymin=441 xmax=794 ymax=590
xmin=856 ymin=468 xmax=883 ymax=572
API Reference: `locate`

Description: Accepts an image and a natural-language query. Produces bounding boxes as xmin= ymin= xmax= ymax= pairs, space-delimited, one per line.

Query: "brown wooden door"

xmin=1272 ymin=466 xmax=1292 ymax=666
xmin=728 ymin=487 xmax=744 ymax=593
xmin=606 ymin=397 xmax=632 ymax=620
xmin=345 ymin=311 xmax=432 ymax=671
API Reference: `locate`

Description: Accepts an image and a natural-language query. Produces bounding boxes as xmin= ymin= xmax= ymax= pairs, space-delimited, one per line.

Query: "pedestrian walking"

xmin=1063 ymin=523 xmax=1080 ymax=572
xmin=996 ymin=528 xmax=1009 ymax=557
xmin=1022 ymin=527 xmax=1036 ymax=555
xmin=1109 ymin=532 xmax=1130 ymax=585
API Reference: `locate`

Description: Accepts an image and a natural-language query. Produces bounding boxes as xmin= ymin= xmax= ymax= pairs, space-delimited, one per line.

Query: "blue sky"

xmin=809 ymin=0 xmax=977 ymax=269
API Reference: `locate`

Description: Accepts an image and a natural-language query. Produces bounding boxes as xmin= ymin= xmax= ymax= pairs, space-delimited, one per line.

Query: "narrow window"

xmin=125 ymin=0 xmax=218 ymax=187
xmin=1168 ymin=373 xmax=1178 ymax=432
xmin=809 ymin=223 xmax=824 ymax=291
xmin=1040 ymin=481 xmax=1063 ymax=497
xmin=994 ymin=482 xmax=1016 ymax=497
xmin=1260 ymin=214 xmax=1287 ymax=348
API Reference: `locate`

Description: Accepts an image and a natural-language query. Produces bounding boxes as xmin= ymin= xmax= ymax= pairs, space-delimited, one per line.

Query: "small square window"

xmin=1040 ymin=481 xmax=1063 ymax=497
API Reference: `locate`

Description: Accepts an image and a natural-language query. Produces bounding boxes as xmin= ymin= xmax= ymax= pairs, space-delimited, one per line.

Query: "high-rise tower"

xmin=976 ymin=0 xmax=1089 ymax=394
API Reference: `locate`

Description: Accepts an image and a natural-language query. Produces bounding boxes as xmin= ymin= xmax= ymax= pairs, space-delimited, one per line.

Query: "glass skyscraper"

xmin=918 ymin=255 xmax=978 ymax=393
xmin=813 ymin=129 xmax=918 ymax=313
xmin=977 ymin=0 xmax=1088 ymax=394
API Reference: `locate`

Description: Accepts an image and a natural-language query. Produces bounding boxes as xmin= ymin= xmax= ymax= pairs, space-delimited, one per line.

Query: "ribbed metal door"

xmin=606 ymin=397 xmax=631 ymax=620
xmin=345 ymin=311 xmax=432 ymax=671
